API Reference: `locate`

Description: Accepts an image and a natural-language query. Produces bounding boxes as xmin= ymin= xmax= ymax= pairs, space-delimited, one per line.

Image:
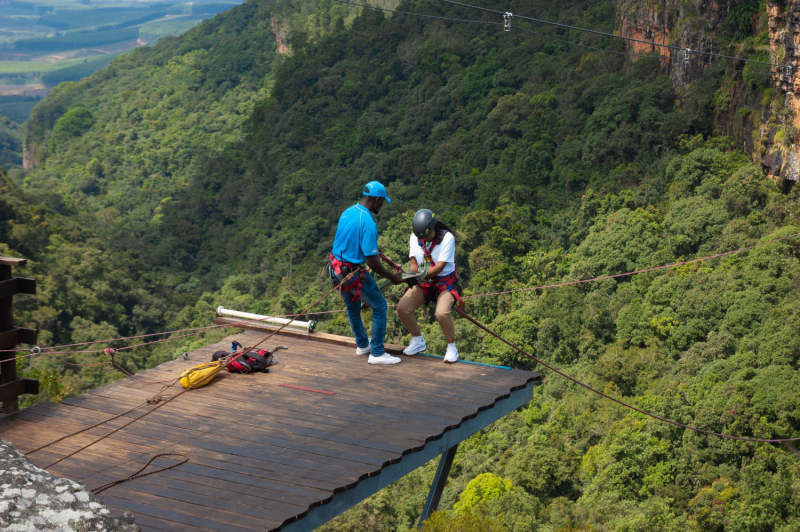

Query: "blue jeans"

xmin=339 ymin=271 xmax=387 ymax=356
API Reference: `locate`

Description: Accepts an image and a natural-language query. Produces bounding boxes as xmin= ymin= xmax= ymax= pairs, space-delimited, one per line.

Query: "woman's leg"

xmin=396 ymin=286 xmax=426 ymax=336
xmin=434 ymin=291 xmax=456 ymax=344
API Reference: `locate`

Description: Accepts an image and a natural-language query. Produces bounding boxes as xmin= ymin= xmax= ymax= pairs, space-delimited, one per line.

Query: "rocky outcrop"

xmin=22 ymin=141 xmax=35 ymax=171
xmin=271 ymin=15 xmax=288 ymax=54
xmin=0 ymin=439 xmax=140 ymax=532
xmin=765 ymin=0 xmax=800 ymax=180
xmin=616 ymin=0 xmax=731 ymax=85
xmin=616 ymin=0 xmax=800 ymax=182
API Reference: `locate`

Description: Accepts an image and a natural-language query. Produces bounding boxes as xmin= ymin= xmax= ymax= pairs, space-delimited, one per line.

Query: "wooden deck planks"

xmin=0 ymin=330 xmax=539 ymax=532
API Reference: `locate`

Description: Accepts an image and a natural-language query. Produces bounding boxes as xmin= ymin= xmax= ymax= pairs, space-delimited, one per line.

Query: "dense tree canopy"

xmin=3 ymin=0 xmax=800 ymax=529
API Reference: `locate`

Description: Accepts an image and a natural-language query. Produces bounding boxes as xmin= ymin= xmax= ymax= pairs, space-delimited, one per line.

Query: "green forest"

xmin=3 ymin=0 xmax=800 ymax=529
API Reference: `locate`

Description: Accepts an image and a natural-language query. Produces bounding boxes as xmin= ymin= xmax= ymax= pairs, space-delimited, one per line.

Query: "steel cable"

xmin=433 ymin=0 xmax=786 ymax=69
xmin=454 ymin=307 xmax=800 ymax=443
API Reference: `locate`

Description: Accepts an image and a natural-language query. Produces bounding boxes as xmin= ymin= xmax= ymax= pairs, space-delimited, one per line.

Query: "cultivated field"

xmin=0 ymin=0 xmax=242 ymax=122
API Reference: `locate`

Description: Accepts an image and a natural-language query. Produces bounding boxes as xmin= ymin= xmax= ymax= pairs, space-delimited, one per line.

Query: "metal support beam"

xmin=418 ymin=444 xmax=458 ymax=527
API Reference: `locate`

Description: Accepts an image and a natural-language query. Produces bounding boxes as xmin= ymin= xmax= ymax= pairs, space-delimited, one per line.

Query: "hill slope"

xmin=8 ymin=0 xmax=800 ymax=530
xmin=0 ymin=114 xmax=22 ymax=167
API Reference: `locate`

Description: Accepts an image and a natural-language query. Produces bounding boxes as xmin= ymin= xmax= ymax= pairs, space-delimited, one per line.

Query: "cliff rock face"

xmin=616 ymin=0 xmax=727 ymax=85
xmin=617 ymin=0 xmax=800 ymax=182
xmin=766 ymin=0 xmax=800 ymax=180
xmin=271 ymin=15 xmax=288 ymax=54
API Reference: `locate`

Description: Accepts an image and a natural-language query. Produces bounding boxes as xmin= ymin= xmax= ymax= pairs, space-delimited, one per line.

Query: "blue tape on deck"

xmin=416 ymin=352 xmax=512 ymax=370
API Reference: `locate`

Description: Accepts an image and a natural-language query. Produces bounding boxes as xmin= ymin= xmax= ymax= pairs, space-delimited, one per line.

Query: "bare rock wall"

xmin=617 ymin=0 xmax=800 ymax=181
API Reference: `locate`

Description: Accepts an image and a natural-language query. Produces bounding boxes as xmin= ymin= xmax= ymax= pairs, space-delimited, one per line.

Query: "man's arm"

xmin=366 ymin=255 xmax=402 ymax=284
xmin=378 ymin=251 xmax=403 ymax=272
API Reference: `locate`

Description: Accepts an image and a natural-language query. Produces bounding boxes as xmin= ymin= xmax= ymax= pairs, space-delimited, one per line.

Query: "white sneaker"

xmin=368 ymin=353 xmax=402 ymax=365
xmin=403 ymin=335 xmax=427 ymax=355
xmin=444 ymin=343 xmax=459 ymax=364
xmin=356 ymin=339 xmax=371 ymax=355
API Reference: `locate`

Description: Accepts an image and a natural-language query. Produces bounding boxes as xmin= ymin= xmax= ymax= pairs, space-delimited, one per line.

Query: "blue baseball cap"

xmin=363 ymin=181 xmax=391 ymax=203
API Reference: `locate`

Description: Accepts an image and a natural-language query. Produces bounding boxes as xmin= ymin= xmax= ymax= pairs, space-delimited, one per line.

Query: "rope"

xmin=91 ymin=453 xmax=189 ymax=494
xmin=39 ymin=386 xmax=191 ymax=470
xmin=464 ymin=230 xmax=800 ymax=299
xmin=31 ymin=270 xmax=356 ymax=471
xmin=7 ymin=230 xmax=800 ymax=362
xmin=24 ymin=382 xmax=177 ymax=456
xmin=245 ymin=271 xmax=357 ymax=352
xmin=0 ymin=316 xmax=278 ymax=354
xmin=454 ymin=307 xmax=800 ymax=443
xmin=6 ymin=230 xmax=798 ymax=362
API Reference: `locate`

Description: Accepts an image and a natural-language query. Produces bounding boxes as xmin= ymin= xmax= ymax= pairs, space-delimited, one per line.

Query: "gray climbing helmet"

xmin=412 ymin=209 xmax=437 ymax=239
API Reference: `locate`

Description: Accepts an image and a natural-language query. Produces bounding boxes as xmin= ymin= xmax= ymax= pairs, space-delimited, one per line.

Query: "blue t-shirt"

xmin=331 ymin=204 xmax=379 ymax=265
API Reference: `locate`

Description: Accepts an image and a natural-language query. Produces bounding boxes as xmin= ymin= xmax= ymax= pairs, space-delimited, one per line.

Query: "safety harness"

xmin=329 ymin=253 xmax=367 ymax=301
xmin=417 ymin=230 xmax=463 ymax=308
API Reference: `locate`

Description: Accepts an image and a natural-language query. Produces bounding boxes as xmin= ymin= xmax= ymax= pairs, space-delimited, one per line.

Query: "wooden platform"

xmin=0 ymin=330 xmax=540 ymax=532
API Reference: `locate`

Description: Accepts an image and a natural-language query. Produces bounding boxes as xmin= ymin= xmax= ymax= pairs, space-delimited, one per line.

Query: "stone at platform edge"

xmin=0 ymin=439 xmax=140 ymax=532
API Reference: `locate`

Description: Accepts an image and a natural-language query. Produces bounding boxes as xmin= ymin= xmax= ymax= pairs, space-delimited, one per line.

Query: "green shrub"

xmin=49 ymin=105 xmax=93 ymax=151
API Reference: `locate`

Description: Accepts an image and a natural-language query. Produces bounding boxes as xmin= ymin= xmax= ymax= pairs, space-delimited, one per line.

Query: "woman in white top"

xmin=396 ymin=209 xmax=461 ymax=363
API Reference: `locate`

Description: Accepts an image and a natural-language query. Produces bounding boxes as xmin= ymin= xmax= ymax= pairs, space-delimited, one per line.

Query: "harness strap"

xmin=416 ymin=231 xmax=462 ymax=308
xmin=329 ymin=253 xmax=366 ymax=302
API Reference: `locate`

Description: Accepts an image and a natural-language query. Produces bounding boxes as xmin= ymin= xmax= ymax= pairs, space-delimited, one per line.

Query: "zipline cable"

xmin=465 ymin=230 xmax=800 ymax=298
xmin=432 ymin=0 xmax=786 ymax=69
xmin=454 ymin=307 xmax=800 ymax=443
xmin=333 ymin=0 xmax=778 ymax=74
xmin=511 ymin=24 xmax=670 ymax=60
xmin=333 ymin=0 xmax=502 ymax=25
xmin=336 ymin=0 xmax=671 ymax=60
xmin=511 ymin=24 xmax=776 ymax=76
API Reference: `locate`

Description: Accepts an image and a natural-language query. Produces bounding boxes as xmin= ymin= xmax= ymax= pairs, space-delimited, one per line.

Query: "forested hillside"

xmin=0 ymin=114 xmax=22 ymax=168
xmin=5 ymin=0 xmax=800 ymax=529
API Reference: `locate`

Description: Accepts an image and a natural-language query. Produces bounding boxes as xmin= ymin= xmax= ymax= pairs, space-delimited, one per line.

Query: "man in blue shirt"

xmin=330 ymin=181 xmax=403 ymax=364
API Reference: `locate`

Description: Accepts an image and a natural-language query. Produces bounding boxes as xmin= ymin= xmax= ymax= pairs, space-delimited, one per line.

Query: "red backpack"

xmin=211 ymin=348 xmax=277 ymax=374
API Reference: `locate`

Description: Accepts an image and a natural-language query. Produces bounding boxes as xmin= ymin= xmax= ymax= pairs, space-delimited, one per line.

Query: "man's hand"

xmin=366 ymin=254 xmax=402 ymax=284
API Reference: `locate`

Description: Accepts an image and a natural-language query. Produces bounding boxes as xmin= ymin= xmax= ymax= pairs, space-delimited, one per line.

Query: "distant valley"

xmin=0 ymin=0 xmax=242 ymax=126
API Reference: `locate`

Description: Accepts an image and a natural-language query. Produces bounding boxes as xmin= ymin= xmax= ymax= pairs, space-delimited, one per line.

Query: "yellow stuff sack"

xmin=180 ymin=362 xmax=222 ymax=389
